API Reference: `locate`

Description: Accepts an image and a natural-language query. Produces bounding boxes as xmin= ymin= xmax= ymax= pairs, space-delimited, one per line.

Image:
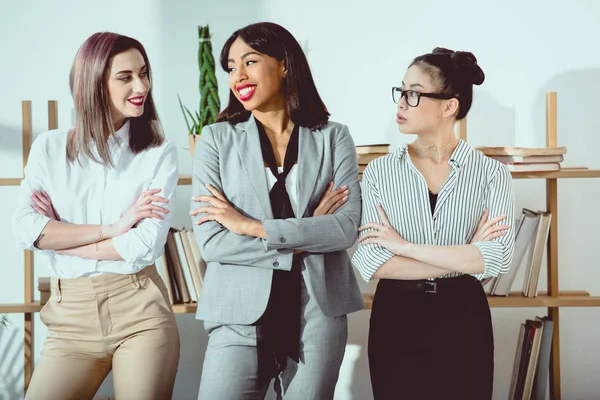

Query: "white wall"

xmin=1 ymin=0 xmax=599 ymax=399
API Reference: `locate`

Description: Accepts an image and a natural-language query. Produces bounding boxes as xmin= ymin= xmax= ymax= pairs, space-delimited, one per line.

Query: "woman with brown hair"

xmin=12 ymin=32 xmax=180 ymax=400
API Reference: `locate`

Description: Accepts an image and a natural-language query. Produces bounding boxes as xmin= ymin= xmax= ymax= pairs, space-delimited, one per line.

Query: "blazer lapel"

xmin=296 ymin=126 xmax=324 ymax=217
xmin=234 ymin=116 xmax=274 ymax=219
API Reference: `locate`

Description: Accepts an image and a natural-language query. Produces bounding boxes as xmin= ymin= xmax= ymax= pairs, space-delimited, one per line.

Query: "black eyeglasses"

xmin=392 ymin=87 xmax=455 ymax=107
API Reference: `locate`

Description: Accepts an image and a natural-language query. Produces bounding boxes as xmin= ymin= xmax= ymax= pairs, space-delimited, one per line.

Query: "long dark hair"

xmin=410 ymin=47 xmax=485 ymax=120
xmin=68 ymin=32 xmax=164 ymax=167
xmin=216 ymin=22 xmax=329 ymax=130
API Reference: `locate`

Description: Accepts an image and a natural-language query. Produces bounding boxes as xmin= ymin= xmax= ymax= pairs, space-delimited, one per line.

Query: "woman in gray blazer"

xmin=189 ymin=22 xmax=364 ymax=400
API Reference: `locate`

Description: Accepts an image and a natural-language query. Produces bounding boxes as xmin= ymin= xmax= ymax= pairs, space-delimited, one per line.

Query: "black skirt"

xmin=368 ymin=274 xmax=494 ymax=400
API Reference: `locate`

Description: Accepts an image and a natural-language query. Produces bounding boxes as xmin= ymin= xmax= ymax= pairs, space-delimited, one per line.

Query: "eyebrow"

xmin=401 ymin=81 xmax=424 ymax=89
xmin=115 ymin=65 xmax=147 ymax=75
xmin=227 ymin=51 xmax=261 ymax=63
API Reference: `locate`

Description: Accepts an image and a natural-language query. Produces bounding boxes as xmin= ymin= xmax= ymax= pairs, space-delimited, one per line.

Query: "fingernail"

xmin=342 ymin=185 xmax=348 ymax=189
xmin=344 ymin=190 xmax=349 ymax=194
xmin=343 ymin=196 xmax=348 ymax=201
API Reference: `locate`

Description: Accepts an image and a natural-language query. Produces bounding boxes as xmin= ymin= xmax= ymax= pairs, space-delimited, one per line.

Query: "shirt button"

xmin=273 ymin=261 xmax=280 ymax=268
xmin=279 ymin=236 xmax=286 ymax=243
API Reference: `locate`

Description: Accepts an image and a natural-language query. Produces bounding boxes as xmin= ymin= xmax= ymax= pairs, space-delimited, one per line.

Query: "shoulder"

xmin=31 ymin=128 xmax=69 ymax=158
xmin=314 ymin=120 xmax=349 ymax=136
xmin=468 ymin=145 xmax=512 ymax=183
xmin=198 ymin=121 xmax=239 ymax=145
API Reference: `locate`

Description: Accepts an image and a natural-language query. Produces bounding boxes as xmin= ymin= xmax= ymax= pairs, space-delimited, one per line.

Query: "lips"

xmin=396 ymin=114 xmax=407 ymax=124
xmin=128 ymin=96 xmax=145 ymax=107
xmin=237 ymin=84 xmax=256 ymax=101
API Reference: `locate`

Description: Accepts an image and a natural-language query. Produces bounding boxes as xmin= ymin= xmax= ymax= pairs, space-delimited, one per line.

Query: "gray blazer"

xmin=191 ymin=115 xmax=364 ymax=325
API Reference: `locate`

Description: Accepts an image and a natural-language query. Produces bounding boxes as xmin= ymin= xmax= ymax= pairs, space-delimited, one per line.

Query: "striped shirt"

xmin=351 ymin=140 xmax=516 ymax=282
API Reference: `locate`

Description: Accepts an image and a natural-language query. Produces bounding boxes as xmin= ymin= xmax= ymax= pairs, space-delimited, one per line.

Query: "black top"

xmin=428 ymin=189 xmax=438 ymax=215
xmin=254 ymin=120 xmax=301 ymax=382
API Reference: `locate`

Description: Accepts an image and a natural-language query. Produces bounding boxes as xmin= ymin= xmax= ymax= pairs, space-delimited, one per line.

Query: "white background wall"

xmin=1 ymin=0 xmax=599 ymax=399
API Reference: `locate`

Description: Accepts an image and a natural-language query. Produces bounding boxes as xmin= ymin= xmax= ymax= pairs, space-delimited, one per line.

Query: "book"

xmin=503 ymin=162 xmax=560 ymax=172
xmin=490 ymin=155 xmax=564 ymax=163
xmin=357 ymin=153 xmax=387 ymax=164
xmin=477 ymin=146 xmax=567 ymax=157
xmin=356 ymin=144 xmax=390 ymax=154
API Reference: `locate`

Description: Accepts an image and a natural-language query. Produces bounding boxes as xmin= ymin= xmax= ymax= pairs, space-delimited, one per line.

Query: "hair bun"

xmin=453 ymin=51 xmax=485 ymax=86
xmin=431 ymin=47 xmax=484 ymax=86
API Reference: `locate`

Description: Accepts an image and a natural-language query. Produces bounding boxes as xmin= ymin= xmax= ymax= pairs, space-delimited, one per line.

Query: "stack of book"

xmin=509 ymin=316 xmax=554 ymax=400
xmin=155 ymin=228 xmax=206 ymax=305
xmin=484 ymin=208 xmax=552 ymax=297
xmin=476 ymin=146 xmax=567 ymax=173
xmin=356 ymin=144 xmax=390 ymax=179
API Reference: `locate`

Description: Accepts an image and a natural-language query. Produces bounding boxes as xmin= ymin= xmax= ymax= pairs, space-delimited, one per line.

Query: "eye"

xmin=118 ymin=76 xmax=132 ymax=82
xmin=227 ymin=66 xmax=236 ymax=74
xmin=140 ymin=71 xmax=147 ymax=78
xmin=407 ymin=90 xmax=419 ymax=99
xmin=245 ymin=60 xmax=256 ymax=67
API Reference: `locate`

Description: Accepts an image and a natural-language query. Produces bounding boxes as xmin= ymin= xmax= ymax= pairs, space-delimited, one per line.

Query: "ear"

xmin=443 ymin=98 xmax=460 ymax=118
xmin=279 ymin=59 xmax=287 ymax=78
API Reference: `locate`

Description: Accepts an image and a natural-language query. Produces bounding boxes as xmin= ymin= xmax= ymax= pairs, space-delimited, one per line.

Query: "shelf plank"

xmin=177 ymin=175 xmax=191 ymax=185
xmin=0 ymin=178 xmax=22 ymax=186
xmin=4 ymin=292 xmax=600 ymax=315
xmin=3 ymin=171 xmax=600 ymax=187
xmin=0 ymin=302 xmax=43 ymax=313
xmin=511 ymin=169 xmax=600 ymax=179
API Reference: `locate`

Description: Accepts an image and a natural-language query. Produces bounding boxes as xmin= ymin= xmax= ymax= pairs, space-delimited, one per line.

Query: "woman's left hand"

xmin=358 ymin=204 xmax=410 ymax=256
xmin=31 ymin=190 xmax=60 ymax=221
xmin=190 ymin=184 xmax=251 ymax=235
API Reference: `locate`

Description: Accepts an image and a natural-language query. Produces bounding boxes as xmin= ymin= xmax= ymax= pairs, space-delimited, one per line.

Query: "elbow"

xmin=339 ymin=215 xmax=359 ymax=250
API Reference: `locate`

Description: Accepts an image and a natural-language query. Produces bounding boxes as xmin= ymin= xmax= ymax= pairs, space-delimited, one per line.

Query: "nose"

xmin=133 ymin=76 xmax=149 ymax=94
xmin=232 ymin=65 xmax=248 ymax=84
xmin=398 ymin=96 xmax=408 ymax=110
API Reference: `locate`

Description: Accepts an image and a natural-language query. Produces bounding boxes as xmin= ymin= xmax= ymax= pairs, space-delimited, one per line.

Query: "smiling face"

xmin=396 ymin=64 xmax=458 ymax=135
xmin=226 ymin=37 xmax=287 ymax=113
xmin=106 ymin=48 xmax=150 ymax=129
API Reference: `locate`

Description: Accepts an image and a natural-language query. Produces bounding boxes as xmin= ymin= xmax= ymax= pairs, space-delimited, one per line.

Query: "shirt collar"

xmin=393 ymin=139 xmax=472 ymax=168
xmin=109 ymin=119 xmax=131 ymax=147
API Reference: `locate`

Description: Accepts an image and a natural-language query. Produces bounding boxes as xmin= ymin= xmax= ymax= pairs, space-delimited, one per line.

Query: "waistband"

xmin=50 ymin=265 xmax=159 ymax=300
xmin=377 ymin=274 xmax=478 ymax=294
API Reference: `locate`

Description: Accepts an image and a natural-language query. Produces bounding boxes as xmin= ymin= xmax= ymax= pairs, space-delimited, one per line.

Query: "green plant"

xmin=0 ymin=315 xmax=9 ymax=329
xmin=179 ymin=25 xmax=220 ymax=136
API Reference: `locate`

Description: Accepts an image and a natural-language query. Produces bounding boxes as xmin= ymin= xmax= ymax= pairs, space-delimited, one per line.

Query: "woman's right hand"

xmin=470 ymin=209 xmax=510 ymax=243
xmin=108 ymin=189 xmax=169 ymax=237
xmin=313 ymin=182 xmax=349 ymax=216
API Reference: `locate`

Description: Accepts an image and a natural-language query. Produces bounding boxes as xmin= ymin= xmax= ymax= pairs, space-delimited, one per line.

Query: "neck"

xmin=412 ymin=127 xmax=458 ymax=163
xmin=109 ymin=118 xmax=126 ymax=140
xmin=252 ymin=108 xmax=293 ymax=136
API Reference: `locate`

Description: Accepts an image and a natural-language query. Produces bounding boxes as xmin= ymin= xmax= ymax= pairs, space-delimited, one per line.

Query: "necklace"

xmin=418 ymin=137 xmax=457 ymax=152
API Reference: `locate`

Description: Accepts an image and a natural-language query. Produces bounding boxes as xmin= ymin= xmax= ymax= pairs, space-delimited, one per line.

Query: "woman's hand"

xmin=313 ymin=182 xmax=349 ymax=216
xmin=470 ymin=209 xmax=509 ymax=243
xmin=358 ymin=204 xmax=410 ymax=256
xmin=191 ymin=184 xmax=253 ymax=235
xmin=31 ymin=190 xmax=60 ymax=221
xmin=110 ymin=189 xmax=169 ymax=236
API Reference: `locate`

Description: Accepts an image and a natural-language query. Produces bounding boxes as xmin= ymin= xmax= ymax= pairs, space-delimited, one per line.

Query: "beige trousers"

xmin=25 ymin=265 xmax=180 ymax=400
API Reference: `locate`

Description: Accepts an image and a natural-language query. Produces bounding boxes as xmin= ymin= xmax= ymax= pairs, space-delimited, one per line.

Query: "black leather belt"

xmin=378 ymin=275 xmax=476 ymax=294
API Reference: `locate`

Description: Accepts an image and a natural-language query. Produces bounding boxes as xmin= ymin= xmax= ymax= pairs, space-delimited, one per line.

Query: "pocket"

xmin=148 ymin=275 xmax=173 ymax=309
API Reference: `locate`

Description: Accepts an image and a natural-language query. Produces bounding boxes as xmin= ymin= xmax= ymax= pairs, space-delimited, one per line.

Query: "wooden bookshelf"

xmin=2 ymin=94 xmax=598 ymax=398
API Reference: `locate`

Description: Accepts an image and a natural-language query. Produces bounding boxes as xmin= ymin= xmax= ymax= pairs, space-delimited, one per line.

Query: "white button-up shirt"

xmin=12 ymin=121 xmax=178 ymax=278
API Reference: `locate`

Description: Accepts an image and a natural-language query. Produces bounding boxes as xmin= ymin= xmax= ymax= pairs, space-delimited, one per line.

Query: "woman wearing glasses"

xmin=352 ymin=47 xmax=515 ymax=400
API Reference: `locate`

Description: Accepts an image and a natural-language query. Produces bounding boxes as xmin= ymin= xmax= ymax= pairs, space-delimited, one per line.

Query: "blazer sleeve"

xmin=471 ymin=164 xmax=516 ymax=279
xmin=190 ymin=124 xmax=294 ymax=271
xmin=261 ymin=125 xmax=361 ymax=253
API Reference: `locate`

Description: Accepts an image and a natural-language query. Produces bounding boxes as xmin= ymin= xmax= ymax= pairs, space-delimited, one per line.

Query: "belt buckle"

xmin=424 ymin=281 xmax=437 ymax=294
